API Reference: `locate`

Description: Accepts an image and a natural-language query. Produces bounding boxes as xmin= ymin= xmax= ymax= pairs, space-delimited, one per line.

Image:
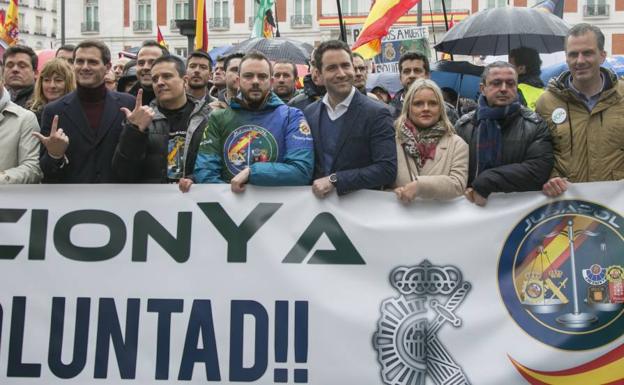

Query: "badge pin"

xmin=552 ymin=107 xmax=567 ymax=124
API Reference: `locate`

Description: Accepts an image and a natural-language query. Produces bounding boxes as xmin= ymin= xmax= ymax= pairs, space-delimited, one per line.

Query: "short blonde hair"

xmin=394 ymin=78 xmax=455 ymax=136
xmin=29 ymin=58 xmax=76 ymax=112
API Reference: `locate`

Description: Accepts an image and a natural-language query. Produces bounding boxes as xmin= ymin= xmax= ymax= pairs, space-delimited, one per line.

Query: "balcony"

xmin=209 ymin=17 xmax=230 ymax=31
xmin=133 ymin=20 xmax=153 ymax=32
xmin=33 ymin=28 xmax=46 ymax=36
xmin=248 ymin=16 xmax=255 ymax=28
xmin=33 ymin=0 xmax=46 ymax=10
xmin=583 ymin=3 xmax=609 ymax=17
xmin=169 ymin=18 xmax=179 ymax=30
xmin=290 ymin=14 xmax=312 ymax=28
xmin=81 ymin=21 xmax=99 ymax=33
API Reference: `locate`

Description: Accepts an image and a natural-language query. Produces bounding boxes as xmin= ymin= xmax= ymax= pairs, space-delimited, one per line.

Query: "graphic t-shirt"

xmin=160 ymin=100 xmax=194 ymax=181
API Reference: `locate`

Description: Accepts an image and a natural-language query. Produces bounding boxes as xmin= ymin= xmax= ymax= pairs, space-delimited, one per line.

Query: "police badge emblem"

xmin=373 ymin=260 xmax=472 ymax=385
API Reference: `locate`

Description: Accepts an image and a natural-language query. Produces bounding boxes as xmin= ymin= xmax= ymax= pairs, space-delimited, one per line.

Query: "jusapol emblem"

xmin=373 ymin=260 xmax=472 ymax=385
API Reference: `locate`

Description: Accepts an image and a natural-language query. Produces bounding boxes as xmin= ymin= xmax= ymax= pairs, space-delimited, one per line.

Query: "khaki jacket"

xmin=0 ymin=94 xmax=42 ymax=184
xmin=535 ymin=69 xmax=624 ymax=182
xmin=394 ymin=133 xmax=468 ymax=200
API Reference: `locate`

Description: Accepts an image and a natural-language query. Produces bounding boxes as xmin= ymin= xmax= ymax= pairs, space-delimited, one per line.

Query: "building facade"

xmin=58 ymin=0 xmax=624 ymax=57
xmin=0 ymin=0 xmax=58 ymax=51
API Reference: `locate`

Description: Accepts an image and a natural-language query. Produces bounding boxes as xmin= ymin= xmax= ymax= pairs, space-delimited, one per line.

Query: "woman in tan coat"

xmin=393 ymin=79 xmax=468 ymax=203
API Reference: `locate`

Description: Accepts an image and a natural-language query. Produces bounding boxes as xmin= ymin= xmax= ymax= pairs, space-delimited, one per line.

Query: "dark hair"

xmin=509 ymin=47 xmax=542 ymax=77
xmin=215 ymin=55 xmax=225 ymax=63
xmin=239 ymin=51 xmax=273 ymax=76
xmin=481 ymin=61 xmax=517 ymax=84
xmin=187 ymin=50 xmax=213 ymax=71
xmin=74 ymin=39 xmax=111 ymax=65
xmin=314 ymin=40 xmax=352 ymax=72
xmin=151 ymin=55 xmax=186 ymax=77
xmin=224 ymin=52 xmax=245 ymax=71
xmin=352 ymin=52 xmax=365 ymax=61
xmin=398 ymin=52 xmax=429 ymax=74
xmin=3 ymin=45 xmax=38 ymax=70
xmin=123 ymin=59 xmax=137 ymax=73
xmin=566 ymin=23 xmax=605 ymax=52
xmin=139 ymin=40 xmax=170 ymax=56
xmin=56 ymin=44 xmax=76 ymax=56
xmin=273 ymin=59 xmax=297 ymax=78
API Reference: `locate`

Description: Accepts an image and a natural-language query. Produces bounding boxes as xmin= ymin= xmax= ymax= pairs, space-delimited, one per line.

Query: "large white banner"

xmin=0 ymin=183 xmax=623 ymax=384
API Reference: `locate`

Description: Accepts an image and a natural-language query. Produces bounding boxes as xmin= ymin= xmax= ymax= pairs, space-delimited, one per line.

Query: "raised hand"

xmin=32 ymin=115 xmax=69 ymax=158
xmin=120 ymin=89 xmax=154 ymax=132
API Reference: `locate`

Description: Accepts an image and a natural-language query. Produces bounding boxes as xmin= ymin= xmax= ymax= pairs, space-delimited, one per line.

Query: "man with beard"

xmin=186 ymin=50 xmax=214 ymax=102
xmin=219 ymin=52 xmax=244 ymax=104
xmin=34 ymin=39 xmax=135 ymax=183
xmin=113 ymin=55 xmax=213 ymax=183
xmin=304 ymin=40 xmax=396 ymax=197
xmin=3 ymin=45 xmax=37 ymax=108
xmin=209 ymin=56 xmax=226 ymax=99
xmin=390 ymin=52 xmax=458 ymax=123
xmin=129 ymin=40 xmax=169 ymax=105
xmin=272 ymin=59 xmax=299 ymax=103
xmin=179 ymin=51 xmax=313 ymax=193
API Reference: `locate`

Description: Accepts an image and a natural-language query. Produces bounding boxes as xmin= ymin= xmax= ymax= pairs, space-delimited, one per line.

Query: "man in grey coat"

xmin=0 ymin=65 xmax=42 ymax=184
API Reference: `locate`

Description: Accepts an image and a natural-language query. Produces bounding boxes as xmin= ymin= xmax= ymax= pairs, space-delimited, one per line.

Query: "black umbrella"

xmin=225 ymin=38 xmax=313 ymax=64
xmin=434 ymin=7 xmax=570 ymax=55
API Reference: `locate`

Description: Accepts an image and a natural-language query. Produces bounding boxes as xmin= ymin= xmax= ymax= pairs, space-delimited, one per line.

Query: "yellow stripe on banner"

xmin=513 ymin=216 xmax=595 ymax=294
xmin=361 ymin=0 xmax=402 ymax=31
xmin=513 ymin=357 xmax=624 ymax=384
xmin=353 ymin=41 xmax=380 ymax=60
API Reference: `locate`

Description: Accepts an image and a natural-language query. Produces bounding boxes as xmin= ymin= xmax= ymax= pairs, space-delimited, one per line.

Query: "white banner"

xmin=0 ymin=183 xmax=623 ymax=384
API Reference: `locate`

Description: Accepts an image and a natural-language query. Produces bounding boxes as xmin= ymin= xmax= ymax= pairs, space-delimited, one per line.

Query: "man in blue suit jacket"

xmin=35 ymin=40 xmax=136 ymax=183
xmin=304 ymin=40 xmax=396 ymax=197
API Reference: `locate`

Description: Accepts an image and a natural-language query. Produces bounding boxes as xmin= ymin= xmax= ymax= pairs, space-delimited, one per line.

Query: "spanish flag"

xmin=0 ymin=0 xmax=19 ymax=46
xmin=194 ymin=0 xmax=208 ymax=51
xmin=156 ymin=26 xmax=168 ymax=49
xmin=352 ymin=0 xmax=421 ymax=60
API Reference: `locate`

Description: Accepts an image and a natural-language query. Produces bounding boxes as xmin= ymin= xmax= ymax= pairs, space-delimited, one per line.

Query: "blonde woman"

xmin=29 ymin=58 xmax=75 ymax=124
xmin=394 ymin=79 xmax=468 ymax=203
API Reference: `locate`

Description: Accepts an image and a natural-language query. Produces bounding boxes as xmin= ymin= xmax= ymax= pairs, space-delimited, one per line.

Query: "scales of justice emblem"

xmin=373 ymin=260 xmax=472 ymax=385
xmin=517 ymin=218 xmax=624 ymax=328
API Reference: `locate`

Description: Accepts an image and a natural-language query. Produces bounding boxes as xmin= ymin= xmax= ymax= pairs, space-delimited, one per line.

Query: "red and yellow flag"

xmin=194 ymin=0 xmax=208 ymax=51
xmin=0 ymin=0 xmax=19 ymax=46
xmin=156 ymin=26 xmax=168 ymax=49
xmin=352 ymin=0 xmax=420 ymax=59
xmin=510 ymin=343 xmax=624 ymax=384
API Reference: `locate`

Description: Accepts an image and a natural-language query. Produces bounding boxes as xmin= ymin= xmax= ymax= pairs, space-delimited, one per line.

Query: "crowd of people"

xmin=1 ymin=22 xmax=622 ymax=206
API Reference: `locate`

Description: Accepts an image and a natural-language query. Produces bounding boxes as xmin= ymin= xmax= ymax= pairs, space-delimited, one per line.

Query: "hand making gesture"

xmin=120 ymin=89 xmax=154 ymax=132
xmin=32 ymin=115 xmax=69 ymax=159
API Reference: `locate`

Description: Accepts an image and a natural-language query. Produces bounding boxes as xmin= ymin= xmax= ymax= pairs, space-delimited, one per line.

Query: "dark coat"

xmin=112 ymin=97 xmax=213 ymax=183
xmin=455 ymin=106 xmax=554 ymax=197
xmin=39 ymin=89 xmax=136 ymax=183
xmin=288 ymin=74 xmax=325 ymax=111
xmin=304 ymin=89 xmax=397 ymax=195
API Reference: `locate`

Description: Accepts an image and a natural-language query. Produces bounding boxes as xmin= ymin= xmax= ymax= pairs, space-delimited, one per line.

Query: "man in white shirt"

xmin=303 ymin=40 xmax=396 ymax=197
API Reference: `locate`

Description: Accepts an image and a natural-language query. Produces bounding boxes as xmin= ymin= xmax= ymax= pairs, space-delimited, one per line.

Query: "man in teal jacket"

xmin=179 ymin=51 xmax=314 ymax=193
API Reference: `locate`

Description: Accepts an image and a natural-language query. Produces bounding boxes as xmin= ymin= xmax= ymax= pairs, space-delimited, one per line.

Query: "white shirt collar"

xmin=321 ymin=86 xmax=356 ymax=121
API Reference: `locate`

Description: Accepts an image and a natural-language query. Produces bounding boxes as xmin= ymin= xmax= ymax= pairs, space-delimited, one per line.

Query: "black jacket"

xmin=112 ymin=97 xmax=213 ymax=183
xmin=40 ymin=89 xmax=136 ymax=183
xmin=455 ymin=106 xmax=554 ymax=197
xmin=10 ymin=85 xmax=34 ymax=108
xmin=288 ymin=74 xmax=325 ymax=111
xmin=128 ymin=82 xmax=156 ymax=106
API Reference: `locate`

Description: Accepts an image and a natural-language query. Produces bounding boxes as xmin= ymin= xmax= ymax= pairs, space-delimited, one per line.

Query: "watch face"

xmin=329 ymin=174 xmax=337 ymax=183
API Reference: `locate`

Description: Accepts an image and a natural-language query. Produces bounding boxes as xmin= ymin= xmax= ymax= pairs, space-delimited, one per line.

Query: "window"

xmin=174 ymin=0 xmax=190 ymax=19
xmin=486 ymin=0 xmax=507 ymax=8
xmin=35 ymin=16 xmax=43 ymax=34
xmin=432 ymin=0 xmax=452 ymax=11
xmin=213 ymin=0 xmax=229 ymax=19
xmin=340 ymin=0 xmax=358 ymax=15
xmin=294 ymin=0 xmax=311 ymax=16
xmin=584 ymin=0 xmax=609 ymax=16
xmin=85 ymin=0 xmax=98 ymax=25
xmin=137 ymin=0 xmax=152 ymax=22
xmin=175 ymin=47 xmax=188 ymax=57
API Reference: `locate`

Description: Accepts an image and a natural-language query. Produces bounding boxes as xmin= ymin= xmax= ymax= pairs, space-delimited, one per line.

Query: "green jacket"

xmin=535 ymin=68 xmax=624 ymax=182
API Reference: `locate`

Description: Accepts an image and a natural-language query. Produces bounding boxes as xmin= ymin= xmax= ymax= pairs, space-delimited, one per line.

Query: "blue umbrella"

xmin=208 ymin=45 xmax=233 ymax=63
xmin=540 ymin=56 xmax=624 ymax=84
xmin=431 ymin=61 xmax=484 ymax=100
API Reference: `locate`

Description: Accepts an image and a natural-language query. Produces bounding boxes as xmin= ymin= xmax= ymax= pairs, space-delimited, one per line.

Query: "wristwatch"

xmin=329 ymin=173 xmax=338 ymax=185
